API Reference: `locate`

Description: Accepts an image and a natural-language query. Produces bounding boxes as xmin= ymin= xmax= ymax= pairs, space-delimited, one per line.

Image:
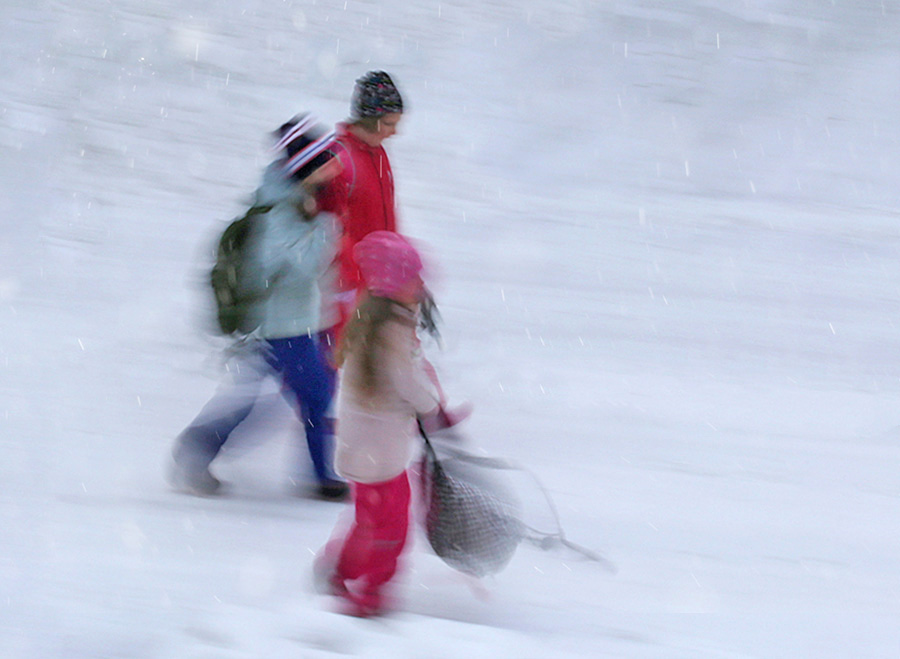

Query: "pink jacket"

xmin=334 ymin=305 xmax=440 ymax=484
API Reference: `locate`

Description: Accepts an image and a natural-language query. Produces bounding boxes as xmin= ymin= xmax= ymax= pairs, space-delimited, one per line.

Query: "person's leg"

xmin=265 ymin=336 xmax=338 ymax=487
xmin=171 ymin=348 xmax=268 ymax=492
xmin=316 ymin=327 xmax=344 ymax=495
xmin=333 ymin=472 xmax=411 ymax=613
xmin=316 ymin=327 xmax=339 ymax=380
xmin=361 ymin=472 xmax=411 ymax=589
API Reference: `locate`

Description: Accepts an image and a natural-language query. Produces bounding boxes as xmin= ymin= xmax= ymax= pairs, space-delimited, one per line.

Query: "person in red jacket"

xmin=319 ymin=71 xmax=405 ymax=341
xmin=316 ymin=71 xmax=463 ymax=416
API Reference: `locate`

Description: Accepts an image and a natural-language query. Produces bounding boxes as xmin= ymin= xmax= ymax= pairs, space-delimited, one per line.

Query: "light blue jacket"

xmin=247 ymin=163 xmax=338 ymax=340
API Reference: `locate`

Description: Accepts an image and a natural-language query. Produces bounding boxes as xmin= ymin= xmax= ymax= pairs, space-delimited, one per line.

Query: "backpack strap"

xmin=246 ymin=204 xmax=274 ymax=217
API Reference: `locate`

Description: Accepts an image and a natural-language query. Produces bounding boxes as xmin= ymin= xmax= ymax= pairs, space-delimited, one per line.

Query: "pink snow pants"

xmin=335 ymin=471 xmax=411 ymax=593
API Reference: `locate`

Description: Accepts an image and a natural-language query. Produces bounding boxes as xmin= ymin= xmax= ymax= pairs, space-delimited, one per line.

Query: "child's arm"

xmin=384 ymin=322 xmax=472 ymax=431
xmin=383 ymin=323 xmax=442 ymax=416
xmin=255 ymin=209 xmax=336 ymax=284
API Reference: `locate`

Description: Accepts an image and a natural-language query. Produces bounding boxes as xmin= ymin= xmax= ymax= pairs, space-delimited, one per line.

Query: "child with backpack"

xmin=315 ymin=231 xmax=468 ymax=616
xmin=170 ymin=114 xmax=348 ymax=500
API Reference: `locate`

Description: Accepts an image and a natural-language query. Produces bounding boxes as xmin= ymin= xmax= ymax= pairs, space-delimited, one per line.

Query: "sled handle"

xmin=416 ymin=419 xmax=440 ymax=461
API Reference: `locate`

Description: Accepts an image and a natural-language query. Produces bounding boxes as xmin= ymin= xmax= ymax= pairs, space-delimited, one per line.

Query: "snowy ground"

xmin=3 ymin=0 xmax=900 ymax=657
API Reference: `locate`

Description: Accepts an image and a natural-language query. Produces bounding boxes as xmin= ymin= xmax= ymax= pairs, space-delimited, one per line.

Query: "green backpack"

xmin=210 ymin=204 xmax=273 ymax=335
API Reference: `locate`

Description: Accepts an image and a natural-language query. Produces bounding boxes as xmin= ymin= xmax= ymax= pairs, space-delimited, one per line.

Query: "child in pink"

xmin=319 ymin=231 xmax=461 ymax=616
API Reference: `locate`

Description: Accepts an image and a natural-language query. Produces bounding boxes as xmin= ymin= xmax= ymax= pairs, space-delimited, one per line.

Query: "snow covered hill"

xmin=2 ymin=0 xmax=899 ymax=657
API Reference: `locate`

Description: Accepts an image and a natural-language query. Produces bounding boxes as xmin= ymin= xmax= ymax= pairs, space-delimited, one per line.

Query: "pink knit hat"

xmin=354 ymin=231 xmax=424 ymax=298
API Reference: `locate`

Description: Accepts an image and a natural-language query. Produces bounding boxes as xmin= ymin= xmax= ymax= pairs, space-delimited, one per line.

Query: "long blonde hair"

xmin=336 ymin=294 xmax=400 ymax=395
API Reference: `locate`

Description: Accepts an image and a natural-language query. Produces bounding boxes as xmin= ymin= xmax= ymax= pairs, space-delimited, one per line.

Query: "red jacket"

xmin=320 ymin=123 xmax=398 ymax=293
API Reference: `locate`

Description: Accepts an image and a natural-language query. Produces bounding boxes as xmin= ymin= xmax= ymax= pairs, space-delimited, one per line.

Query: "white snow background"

xmin=3 ymin=0 xmax=900 ymax=657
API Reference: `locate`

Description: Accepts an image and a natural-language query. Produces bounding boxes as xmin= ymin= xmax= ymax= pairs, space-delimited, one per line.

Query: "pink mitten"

xmin=441 ymin=401 xmax=473 ymax=427
xmin=420 ymin=402 xmax=473 ymax=432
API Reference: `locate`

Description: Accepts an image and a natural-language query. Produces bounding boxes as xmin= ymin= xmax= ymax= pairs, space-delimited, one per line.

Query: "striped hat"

xmin=273 ymin=114 xmax=336 ymax=180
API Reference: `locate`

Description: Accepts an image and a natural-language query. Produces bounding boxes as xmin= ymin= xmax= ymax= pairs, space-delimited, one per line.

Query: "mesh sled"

xmin=418 ymin=424 xmax=615 ymax=578
xmin=420 ymin=438 xmax=524 ymax=577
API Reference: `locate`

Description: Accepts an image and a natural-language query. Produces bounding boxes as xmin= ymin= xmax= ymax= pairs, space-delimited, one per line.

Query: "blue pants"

xmin=176 ymin=334 xmax=337 ymax=483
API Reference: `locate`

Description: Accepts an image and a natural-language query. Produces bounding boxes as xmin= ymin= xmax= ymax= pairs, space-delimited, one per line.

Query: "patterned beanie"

xmin=354 ymin=231 xmax=423 ymax=299
xmin=351 ymin=71 xmax=404 ymax=120
xmin=273 ymin=114 xmax=336 ymax=181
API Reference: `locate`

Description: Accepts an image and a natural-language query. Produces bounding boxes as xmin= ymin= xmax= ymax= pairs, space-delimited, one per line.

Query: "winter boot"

xmin=169 ymin=438 xmax=222 ymax=496
xmin=316 ymin=479 xmax=350 ymax=501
